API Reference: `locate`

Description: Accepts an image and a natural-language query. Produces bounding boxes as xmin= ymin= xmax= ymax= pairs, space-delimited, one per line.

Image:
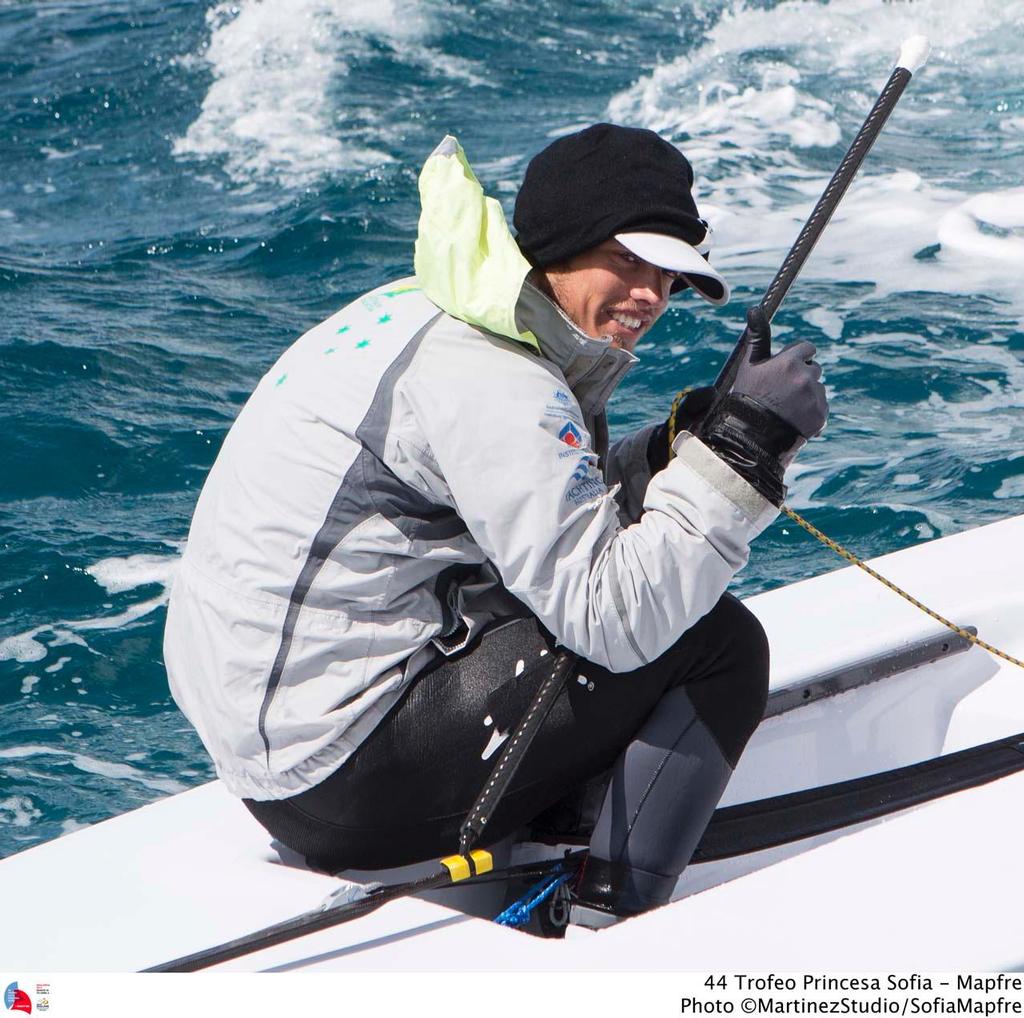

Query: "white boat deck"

xmin=2 ymin=515 xmax=1022 ymax=971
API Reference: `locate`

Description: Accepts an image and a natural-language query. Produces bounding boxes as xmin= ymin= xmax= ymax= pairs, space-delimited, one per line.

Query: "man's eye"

xmin=617 ymin=252 xmax=640 ymax=266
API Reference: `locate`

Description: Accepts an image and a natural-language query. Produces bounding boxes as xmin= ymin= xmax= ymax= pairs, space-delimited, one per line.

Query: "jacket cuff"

xmin=672 ymin=431 xmax=779 ymax=534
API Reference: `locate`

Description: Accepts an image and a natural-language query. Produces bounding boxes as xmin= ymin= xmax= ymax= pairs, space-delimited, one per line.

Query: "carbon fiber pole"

xmin=143 ymin=868 xmax=452 ymax=972
xmin=712 ymin=62 xmax=916 ymax=394
xmin=143 ymin=857 xmax=576 ymax=972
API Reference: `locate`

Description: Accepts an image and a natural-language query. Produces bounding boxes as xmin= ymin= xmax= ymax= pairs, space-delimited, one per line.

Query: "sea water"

xmin=2 ymin=0 xmax=1023 ymax=858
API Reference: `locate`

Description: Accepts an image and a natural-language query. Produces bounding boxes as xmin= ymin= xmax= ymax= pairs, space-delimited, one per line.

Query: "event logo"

xmin=3 ymin=983 xmax=31 ymax=1015
xmin=558 ymin=421 xmax=583 ymax=448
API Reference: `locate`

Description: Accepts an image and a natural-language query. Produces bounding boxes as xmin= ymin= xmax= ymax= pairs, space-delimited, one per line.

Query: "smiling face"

xmin=538 ymin=238 xmax=679 ymax=353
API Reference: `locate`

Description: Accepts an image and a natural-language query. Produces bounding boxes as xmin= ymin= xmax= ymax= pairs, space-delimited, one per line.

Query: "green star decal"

xmin=377 ymin=314 xmax=392 ymax=324
xmin=356 ymin=339 xmax=370 ymax=349
xmin=324 ymin=347 xmax=336 ymax=354
xmin=336 ymin=325 xmax=350 ymax=334
xmin=275 ymin=373 xmax=288 ymax=387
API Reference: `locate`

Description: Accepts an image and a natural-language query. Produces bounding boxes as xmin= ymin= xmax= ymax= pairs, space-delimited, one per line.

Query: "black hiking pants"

xmin=244 ymin=592 xmax=768 ymax=874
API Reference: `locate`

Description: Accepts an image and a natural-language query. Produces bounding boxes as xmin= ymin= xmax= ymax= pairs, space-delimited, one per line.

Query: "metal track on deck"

xmin=765 ymin=625 xmax=977 ymax=718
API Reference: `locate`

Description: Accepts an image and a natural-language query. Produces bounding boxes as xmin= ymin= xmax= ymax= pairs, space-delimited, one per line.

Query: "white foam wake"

xmin=173 ymin=0 xmax=482 ymax=188
xmin=0 ymin=549 xmax=183 ymax=668
xmin=85 ymin=552 xmax=180 ymax=595
xmin=608 ymin=0 xmax=1024 ymax=309
xmin=0 ymin=746 xmax=188 ymax=795
xmin=0 ymin=796 xmax=43 ymax=829
xmin=937 ymin=190 xmax=1024 ymax=264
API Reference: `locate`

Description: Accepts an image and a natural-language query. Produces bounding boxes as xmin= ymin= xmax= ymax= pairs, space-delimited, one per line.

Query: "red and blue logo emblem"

xmin=4 ymin=983 xmax=31 ymax=1015
xmin=558 ymin=422 xmax=583 ymax=448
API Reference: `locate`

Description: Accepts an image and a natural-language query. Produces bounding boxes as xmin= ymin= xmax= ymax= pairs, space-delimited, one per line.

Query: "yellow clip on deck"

xmin=440 ymin=850 xmax=494 ymax=882
xmin=469 ymin=849 xmax=493 ymax=875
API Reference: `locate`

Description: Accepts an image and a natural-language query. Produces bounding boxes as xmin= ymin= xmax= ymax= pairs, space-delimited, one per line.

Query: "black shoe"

xmin=572 ymin=855 xmax=677 ymax=919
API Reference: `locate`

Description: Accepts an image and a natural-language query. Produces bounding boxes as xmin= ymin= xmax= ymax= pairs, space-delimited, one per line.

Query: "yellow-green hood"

xmin=414 ymin=136 xmax=538 ymax=353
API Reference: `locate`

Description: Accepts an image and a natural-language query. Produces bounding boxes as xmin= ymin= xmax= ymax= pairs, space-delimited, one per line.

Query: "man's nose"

xmin=631 ymin=265 xmax=670 ymax=306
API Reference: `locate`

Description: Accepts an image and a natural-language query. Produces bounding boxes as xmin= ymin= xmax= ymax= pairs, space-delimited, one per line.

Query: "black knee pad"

xmin=683 ymin=595 xmax=769 ymax=768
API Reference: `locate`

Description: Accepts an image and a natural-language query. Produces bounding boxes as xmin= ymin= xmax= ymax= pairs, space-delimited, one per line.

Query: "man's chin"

xmin=605 ymin=316 xmax=649 ymax=348
xmin=602 ymin=328 xmax=641 ymax=352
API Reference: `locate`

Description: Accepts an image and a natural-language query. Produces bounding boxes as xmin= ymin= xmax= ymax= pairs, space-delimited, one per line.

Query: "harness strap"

xmin=458 ymin=648 xmax=577 ymax=855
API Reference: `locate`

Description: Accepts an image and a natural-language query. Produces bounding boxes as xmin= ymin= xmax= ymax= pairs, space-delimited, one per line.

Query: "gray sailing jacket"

xmin=164 ymin=138 xmax=777 ymax=800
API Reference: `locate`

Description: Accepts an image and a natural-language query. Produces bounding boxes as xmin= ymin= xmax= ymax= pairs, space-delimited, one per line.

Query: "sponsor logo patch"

xmin=565 ymin=456 xmax=605 ymax=505
xmin=544 ymin=389 xmax=583 ymax=426
xmin=571 ymin=460 xmax=591 ymax=482
xmin=566 ymin=476 xmax=605 ymax=505
xmin=545 ymin=406 xmax=583 ymax=426
xmin=558 ymin=421 xmax=583 ymax=447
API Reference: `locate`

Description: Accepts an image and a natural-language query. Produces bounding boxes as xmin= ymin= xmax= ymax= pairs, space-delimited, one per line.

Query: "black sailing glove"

xmin=698 ymin=306 xmax=828 ymax=506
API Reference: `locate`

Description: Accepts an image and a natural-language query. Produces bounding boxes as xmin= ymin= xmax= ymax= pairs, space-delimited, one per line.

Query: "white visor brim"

xmin=615 ymin=231 xmax=730 ymax=307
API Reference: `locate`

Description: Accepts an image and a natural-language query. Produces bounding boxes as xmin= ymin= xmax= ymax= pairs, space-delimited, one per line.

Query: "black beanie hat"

xmin=513 ymin=123 xmax=709 ymax=270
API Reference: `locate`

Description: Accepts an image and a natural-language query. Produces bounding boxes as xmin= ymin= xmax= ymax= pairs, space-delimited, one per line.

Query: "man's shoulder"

xmin=319 ymin=276 xmax=544 ymax=371
xmin=317 ymin=277 xmax=436 ymax=335
xmin=415 ymin=309 xmax=564 ymax=388
xmin=425 ymin=309 xmax=534 ymax=352
xmin=400 ymin=316 xmax=574 ymax=443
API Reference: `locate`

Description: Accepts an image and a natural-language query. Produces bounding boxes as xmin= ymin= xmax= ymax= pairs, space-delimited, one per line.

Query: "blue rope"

xmin=494 ymin=870 xmax=573 ymax=928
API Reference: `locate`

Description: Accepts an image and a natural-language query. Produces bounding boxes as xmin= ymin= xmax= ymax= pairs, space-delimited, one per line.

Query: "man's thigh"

xmin=297 ymin=616 xmax=598 ymax=829
xmin=298 ymin=594 xmax=759 ymax=835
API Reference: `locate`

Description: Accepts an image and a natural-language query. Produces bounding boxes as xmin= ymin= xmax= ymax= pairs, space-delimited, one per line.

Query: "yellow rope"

xmin=664 ymin=387 xmax=1017 ymax=669
xmin=666 ymin=388 xmax=689 ymax=454
xmin=779 ymin=504 xmax=1024 ymax=672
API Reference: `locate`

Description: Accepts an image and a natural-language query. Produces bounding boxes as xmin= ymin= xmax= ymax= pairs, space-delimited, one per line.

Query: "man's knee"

xmin=684 ymin=594 xmax=769 ymax=767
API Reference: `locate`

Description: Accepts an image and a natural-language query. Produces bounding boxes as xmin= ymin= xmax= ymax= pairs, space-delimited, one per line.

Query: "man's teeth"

xmin=610 ymin=312 xmax=642 ymax=330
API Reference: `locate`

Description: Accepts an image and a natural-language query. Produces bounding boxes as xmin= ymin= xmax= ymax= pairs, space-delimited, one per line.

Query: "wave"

xmin=0 ymin=746 xmax=188 ymax=796
xmin=608 ymin=0 xmax=1024 ymax=309
xmin=0 ymin=549 xmax=182 ymax=668
xmin=173 ymin=0 xmax=485 ymax=189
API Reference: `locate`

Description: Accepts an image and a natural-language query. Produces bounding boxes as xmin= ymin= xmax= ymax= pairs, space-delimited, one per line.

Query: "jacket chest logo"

xmin=558 ymin=422 xmax=583 ymax=447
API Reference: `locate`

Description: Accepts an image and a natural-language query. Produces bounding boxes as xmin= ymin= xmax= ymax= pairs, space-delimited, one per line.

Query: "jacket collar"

xmin=514 ymin=279 xmax=636 ymax=417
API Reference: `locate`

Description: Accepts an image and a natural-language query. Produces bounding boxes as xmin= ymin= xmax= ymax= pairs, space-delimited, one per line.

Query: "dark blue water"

xmin=2 ymin=0 xmax=1023 ymax=857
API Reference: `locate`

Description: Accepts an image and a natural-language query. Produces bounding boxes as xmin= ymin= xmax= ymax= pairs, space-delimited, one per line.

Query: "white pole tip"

xmin=897 ymin=35 xmax=930 ymax=75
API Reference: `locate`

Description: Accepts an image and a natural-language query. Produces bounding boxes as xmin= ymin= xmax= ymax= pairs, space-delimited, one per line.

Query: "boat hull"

xmin=3 ymin=515 xmax=1023 ymax=970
